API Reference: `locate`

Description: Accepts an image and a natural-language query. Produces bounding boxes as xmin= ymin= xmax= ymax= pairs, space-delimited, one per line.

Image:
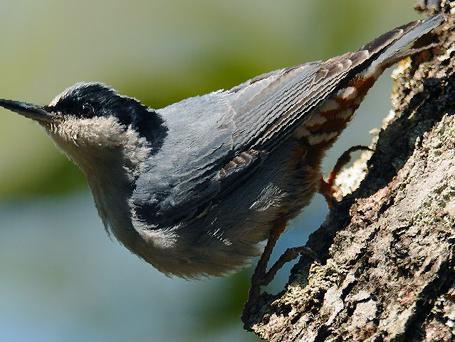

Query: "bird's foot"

xmin=320 ymin=145 xmax=373 ymax=206
xmin=242 ymin=220 xmax=319 ymax=325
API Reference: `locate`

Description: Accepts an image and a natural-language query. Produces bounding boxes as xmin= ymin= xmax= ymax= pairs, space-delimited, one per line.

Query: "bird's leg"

xmin=320 ymin=145 xmax=373 ymax=206
xmin=243 ymin=145 xmax=368 ymax=319
xmin=247 ymin=220 xmax=285 ymax=299
xmin=243 ymin=219 xmax=286 ymax=318
xmin=243 ymin=219 xmax=319 ymax=320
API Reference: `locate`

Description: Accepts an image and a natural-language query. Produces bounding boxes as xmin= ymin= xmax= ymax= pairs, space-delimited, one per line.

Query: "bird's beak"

xmin=0 ymin=99 xmax=54 ymax=123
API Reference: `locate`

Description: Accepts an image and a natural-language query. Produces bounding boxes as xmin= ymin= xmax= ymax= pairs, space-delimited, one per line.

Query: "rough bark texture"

xmin=243 ymin=2 xmax=455 ymax=341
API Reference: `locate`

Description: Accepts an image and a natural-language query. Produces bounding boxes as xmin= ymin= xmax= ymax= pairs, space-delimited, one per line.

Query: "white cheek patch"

xmin=56 ymin=116 xmax=125 ymax=147
xmin=48 ymin=116 xmax=151 ymax=177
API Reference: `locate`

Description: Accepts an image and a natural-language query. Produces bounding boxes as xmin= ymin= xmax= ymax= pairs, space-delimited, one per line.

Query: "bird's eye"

xmin=81 ymin=103 xmax=95 ymax=117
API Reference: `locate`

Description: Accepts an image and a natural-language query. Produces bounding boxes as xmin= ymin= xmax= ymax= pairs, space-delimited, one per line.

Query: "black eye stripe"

xmin=81 ymin=103 xmax=95 ymax=117
xmin=48 ymin=83 xmax=167 ymax=152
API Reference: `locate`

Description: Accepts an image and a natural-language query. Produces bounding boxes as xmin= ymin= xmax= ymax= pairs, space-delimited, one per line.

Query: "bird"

xmin=0 ymin=14 xmax=443 ymax=303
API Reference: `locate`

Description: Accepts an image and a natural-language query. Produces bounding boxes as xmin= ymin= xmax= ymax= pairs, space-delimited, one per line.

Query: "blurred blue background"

xmin=0 ymin=1 xmax=418 ymax=341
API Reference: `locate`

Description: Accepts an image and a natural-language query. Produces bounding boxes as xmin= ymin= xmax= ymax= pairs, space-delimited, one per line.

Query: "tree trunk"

xmin=242 ymin=2 xmax=455 ymax=341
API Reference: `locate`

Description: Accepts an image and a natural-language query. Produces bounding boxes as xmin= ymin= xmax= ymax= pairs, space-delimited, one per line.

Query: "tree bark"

xmin=243 ymin=2 xmax=455 ymax=341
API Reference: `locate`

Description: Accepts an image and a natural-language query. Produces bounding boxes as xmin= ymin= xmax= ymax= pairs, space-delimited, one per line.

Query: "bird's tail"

xmin=364 ymin=14 xmax=444 ymax=70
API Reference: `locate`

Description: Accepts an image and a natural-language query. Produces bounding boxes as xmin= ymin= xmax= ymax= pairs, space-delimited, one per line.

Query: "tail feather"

xmin=367 ymin=14 xmax=443 ymax=69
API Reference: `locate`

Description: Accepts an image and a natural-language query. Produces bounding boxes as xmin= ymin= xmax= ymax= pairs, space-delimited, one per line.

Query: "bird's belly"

xmin=165 ymin=139 xmax=322 ymax=275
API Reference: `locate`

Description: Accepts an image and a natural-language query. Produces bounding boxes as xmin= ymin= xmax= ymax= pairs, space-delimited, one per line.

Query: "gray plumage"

xmin=0 ymin=15 xmax=443 ymax=277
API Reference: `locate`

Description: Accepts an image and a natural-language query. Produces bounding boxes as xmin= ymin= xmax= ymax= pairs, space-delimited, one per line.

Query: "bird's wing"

xmin=227 ymin=14 xmax=442 ymax=152
xmin=132 ymin=16 xmax=442 ymax=227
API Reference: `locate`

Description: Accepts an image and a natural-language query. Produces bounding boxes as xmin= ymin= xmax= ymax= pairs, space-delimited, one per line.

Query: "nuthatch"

xmin=0 ymin=16 xmax=442 ymax=298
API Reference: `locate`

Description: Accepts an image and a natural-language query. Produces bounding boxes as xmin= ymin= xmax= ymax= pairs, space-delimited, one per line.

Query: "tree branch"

xmin=243 ymin=2 xmax=455 ymax=341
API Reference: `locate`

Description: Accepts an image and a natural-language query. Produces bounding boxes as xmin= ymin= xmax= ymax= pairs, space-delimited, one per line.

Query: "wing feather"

xmin=132 ymin=16 xmax=442 ymax=227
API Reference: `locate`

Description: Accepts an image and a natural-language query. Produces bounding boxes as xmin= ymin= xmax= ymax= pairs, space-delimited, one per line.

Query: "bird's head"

xmin=0 ymin=82 xmax=166 ymax=172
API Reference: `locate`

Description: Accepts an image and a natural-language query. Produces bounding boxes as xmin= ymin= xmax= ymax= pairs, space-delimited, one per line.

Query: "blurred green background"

xmin=0 ymin=0 xmax=418 ymax=341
